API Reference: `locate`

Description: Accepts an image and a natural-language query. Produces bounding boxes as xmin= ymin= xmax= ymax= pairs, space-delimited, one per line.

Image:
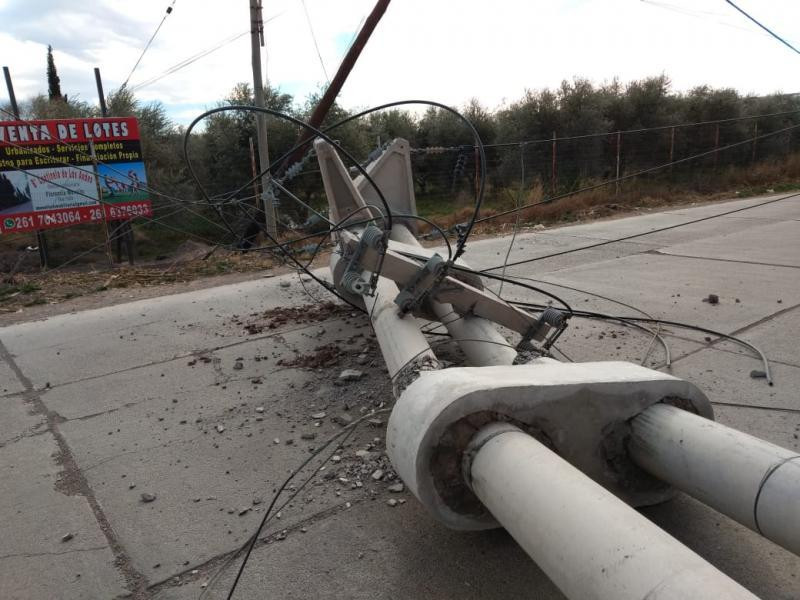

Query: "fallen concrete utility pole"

xmin=312 ymin=135 xmax=800 ymax=599
xmin=467 ymin=422 xmax=759 ymax=600
xmin=630 ymin=403 xmax=800 ymax=556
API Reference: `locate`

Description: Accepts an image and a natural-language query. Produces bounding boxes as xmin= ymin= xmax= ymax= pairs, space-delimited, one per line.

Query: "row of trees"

xmin=4 ymin=65 xmax=800 ymax=237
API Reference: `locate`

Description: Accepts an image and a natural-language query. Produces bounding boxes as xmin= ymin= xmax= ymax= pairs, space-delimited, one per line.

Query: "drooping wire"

xmin=498 ymin=142 xmax=526 ymax=295
xmin=217 ymin=407 xmax=392 ymax=599
xmin=183 ymin=104 xmax=395 ymax=239
xmin=203 ymin=100 xmax=487 ymax=261
xmin=298 ymin=0 xmax=330 ymax=83
xmin=509 ymin=300 xmax=772 ymax=385
xmin=120 ymin=0 xmax=178 ymax=90
xmin=129 ymin=30 xmax=250 ymax=92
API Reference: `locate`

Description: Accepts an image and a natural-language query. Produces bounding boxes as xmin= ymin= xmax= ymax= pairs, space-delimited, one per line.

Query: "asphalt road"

xmin=1 ymin=193 xmax=799 ymax=599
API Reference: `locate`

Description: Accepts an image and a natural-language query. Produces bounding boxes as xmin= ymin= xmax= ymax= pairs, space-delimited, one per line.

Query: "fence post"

xmin=615 ymin=131 xmax=621 ymax=196
xmin=669 ymin=127 xmax=675 ymax=174
xmin=474 ymin=145 xmax=480 ymax=197
xmin=551 ymin=131 xmax=557 ymax=195
xmin=751 ymin=121 xmax=758 ymax=162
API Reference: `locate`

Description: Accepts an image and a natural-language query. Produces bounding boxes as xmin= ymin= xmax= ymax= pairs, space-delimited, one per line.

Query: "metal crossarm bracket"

xmin=394 ymin=253 xmax=447 ymax=314
xmin=517 ymin=307 xmax=569 ymax=351
xmin=339 ymin=224 xmax=385 ymax=295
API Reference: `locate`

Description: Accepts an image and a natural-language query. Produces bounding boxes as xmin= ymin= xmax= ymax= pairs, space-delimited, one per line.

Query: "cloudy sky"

xmin=1 ymin=0 xmax=798 ymax=125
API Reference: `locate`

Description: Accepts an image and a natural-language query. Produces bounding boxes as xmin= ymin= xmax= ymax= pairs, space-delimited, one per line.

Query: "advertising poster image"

xmin=0 ymin=117 xmax=151 ymax=233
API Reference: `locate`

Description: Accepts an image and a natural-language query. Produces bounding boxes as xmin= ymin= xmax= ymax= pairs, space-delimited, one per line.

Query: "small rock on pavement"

xmin=338 ymin=369 xmax=365 ymax=382
xmin=239 ymin=507 xmax=251 ymax=516
xmin=140 ymin=493 xmax=157 ymax=503
xmin=387 ymin=483 xmax=404 ymax=493
xmin=279 ymin=280 xmax=291 ymax=288
xmin=61 ymin=532 xmax=75 ymax=542
xmin=215 ymin=424 xmax=226 ymax=433
xmin=334 ymin=413 xmax=354 ymax=427
xmin=703 ymin=294 xmax=720 ymax=305
xmin=750 ymin=369 xmax=767 ymax=379
xmin=255 ymin=406 xmax=265 ymax=413
xmin=355 ymin=449 xmax=377 ymax=461
xmin=301 ymin=432 xmax=316 ymax=440
xmin=371 ymin=469 xmax=384 ymax=481
xmin=311 ymin=411 xmax=327 ymax=420
xmin=233 ymin=362 xmax=244 ymax=370
xmin=386 ymin=499 xmax=398 ymax=507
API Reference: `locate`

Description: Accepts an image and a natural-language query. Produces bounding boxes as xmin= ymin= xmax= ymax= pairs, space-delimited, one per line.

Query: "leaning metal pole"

xmin=630 ymin=403 xmax=800 ymax=557
xmin=466 ymin=423 xmax=761 ymax=600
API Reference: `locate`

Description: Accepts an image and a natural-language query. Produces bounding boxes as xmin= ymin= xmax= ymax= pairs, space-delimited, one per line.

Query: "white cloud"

xmin=2 ymin=0 xmax=799 ymax=126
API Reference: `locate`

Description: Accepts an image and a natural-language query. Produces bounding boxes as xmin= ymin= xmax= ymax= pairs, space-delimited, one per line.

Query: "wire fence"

xmin=409 ymin=112 xmax=800 ymax=215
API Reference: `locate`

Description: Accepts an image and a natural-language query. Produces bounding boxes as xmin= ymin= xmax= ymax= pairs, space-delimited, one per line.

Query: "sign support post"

xmin=3 ymin=65 xmax=49 ymax=268
xmin=95 ymin=67 xmax=134 ymax=265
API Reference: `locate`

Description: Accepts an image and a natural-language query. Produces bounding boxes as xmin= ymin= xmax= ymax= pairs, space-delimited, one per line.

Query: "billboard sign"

xmin=0 ymin=116 xmax=152 ymax=234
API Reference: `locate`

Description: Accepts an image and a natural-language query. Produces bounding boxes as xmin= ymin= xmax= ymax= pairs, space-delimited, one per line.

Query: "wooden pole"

xmin=615 ymin=131 xmax=621 ymax=196
xmin=94 ymin=68 xmax=108 ymax=117
xmin=3 ymin=66 xmax=19 ymax=116
xmin=250 ymin=0 xmax=277 ymax=237
xmin=551 ymin=131 xmax=557 ymax=195
xmin=89 ymin=140 xmax=114 ymax=267
xmin=95 ymin=67 xmax=134 ymax=265
xmin=4 ymin=66 xmax=50 ymax=269
xmin=281 ymin=0 xmax=391 ymax=173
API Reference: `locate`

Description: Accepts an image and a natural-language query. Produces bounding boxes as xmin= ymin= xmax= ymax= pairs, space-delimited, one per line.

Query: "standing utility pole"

xmin=250 ymin=0 xmax=277 ymax=237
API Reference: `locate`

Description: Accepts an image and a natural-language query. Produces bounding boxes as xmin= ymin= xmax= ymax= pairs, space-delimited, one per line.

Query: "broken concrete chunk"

xmin=338 ymin=369 xmax=365 ymax=382
xmin=140 ymin=493 xmax=157 ymax=503
xmin=334 ymin=413 xmax=354 ymax=427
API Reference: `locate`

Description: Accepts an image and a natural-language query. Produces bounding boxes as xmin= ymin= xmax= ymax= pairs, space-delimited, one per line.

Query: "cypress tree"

xmin=46 ymin=45 xmax=63 ymax=101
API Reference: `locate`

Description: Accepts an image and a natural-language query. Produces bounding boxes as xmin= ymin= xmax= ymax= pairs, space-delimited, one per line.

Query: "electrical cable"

xmin=481 ymin=189 xmax=800 ymax=272
xmin=120 ymin=0 xmax=178 ymax=90
xmin=724 ymin=0 xmax=800 ymax=56
xmin=473 ymin=121 xmax=800 ymax=228
xmin=205 ymin=100 xmax=487 ymax=261
xmin=199 ymin=406 xmax=391 ymax=599
xmin=299 ymin=0 xmax=330 ymax=83
xmin=129 ymin=30 xmax=250 ymax=92
xmin=498 ymin=143 xmax=525 ymax=295
xmin=183 ymin=105 xmax=395 ymax=243
xmin=495 ymin=273 xmax=671 ymax=366
xmin=509 ymin=300 xmax=772 ymax=384
xmin=412 ymin=107 xmax=800 ymax=151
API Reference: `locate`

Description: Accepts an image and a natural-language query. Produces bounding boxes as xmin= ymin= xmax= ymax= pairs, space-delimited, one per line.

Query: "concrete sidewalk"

xmin=1 ymin=194 xmax=799 ymax=599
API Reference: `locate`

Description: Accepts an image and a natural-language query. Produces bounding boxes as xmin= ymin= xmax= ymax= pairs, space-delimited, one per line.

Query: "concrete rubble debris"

xmin=338 ymin=369 xmax=365 ymax=382
xmin=140 ymin=493 xmax=157 ymax=503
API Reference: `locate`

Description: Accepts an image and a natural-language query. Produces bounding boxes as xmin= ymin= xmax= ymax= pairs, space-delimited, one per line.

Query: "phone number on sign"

xmin=2 ymin=208 xmax=104 ymax=232
xmin=105 ymin=202 xmax=152 ymax=219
